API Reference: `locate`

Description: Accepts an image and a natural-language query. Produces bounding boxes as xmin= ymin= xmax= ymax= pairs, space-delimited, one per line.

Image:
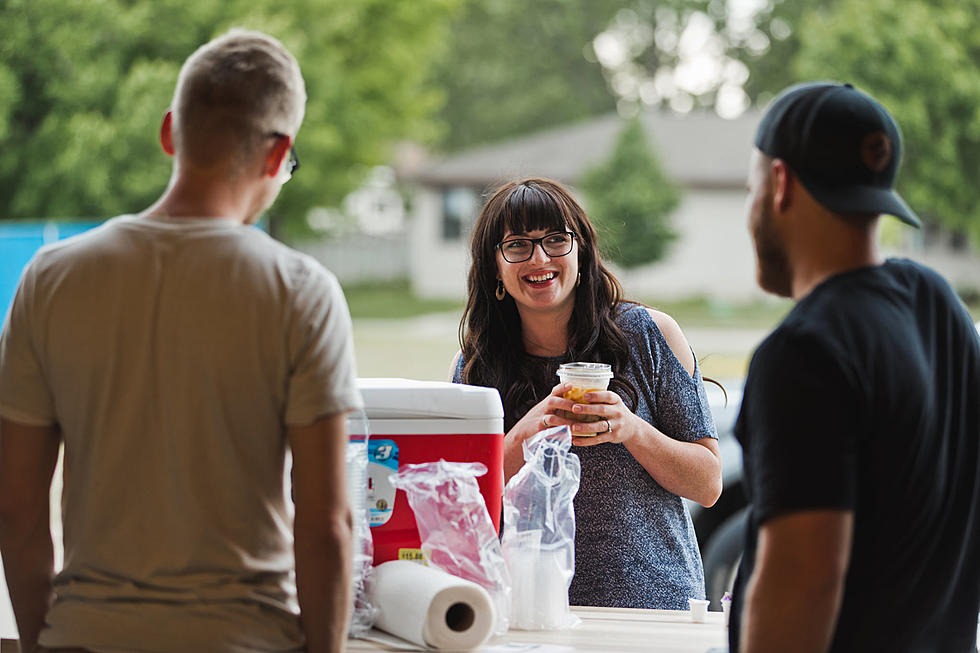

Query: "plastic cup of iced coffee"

xmin=556 ymin=362 xmax=613 ymax=430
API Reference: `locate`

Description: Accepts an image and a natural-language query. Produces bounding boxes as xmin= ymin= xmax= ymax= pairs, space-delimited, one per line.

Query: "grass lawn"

xmin=640 ymin=295 xmax=793 ymax=329
xmin=344 ymin=280 xmax=794 ymax=328
xmin=343 ymin=281 xmax=791 ymax=382
xmin=344 ymin=280 xmax=979 ymax=383
xmin=344 ymin=280 xmax=462 ymax=319
xmin=345 ymin=279 xmax=978 ymax=325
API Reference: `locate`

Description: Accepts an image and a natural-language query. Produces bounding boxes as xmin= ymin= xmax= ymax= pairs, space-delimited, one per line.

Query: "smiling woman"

xmin=451 ymin=177 xmax=722 ymax=611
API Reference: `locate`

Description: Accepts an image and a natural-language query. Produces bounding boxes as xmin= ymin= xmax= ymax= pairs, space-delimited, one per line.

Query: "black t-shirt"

xmin=730 ymin=259 xmax=980 ymax=652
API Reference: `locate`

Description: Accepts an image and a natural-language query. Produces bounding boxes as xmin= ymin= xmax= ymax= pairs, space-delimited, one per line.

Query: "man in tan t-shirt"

xmin=0 ymin=30 xmax=362 ymax=653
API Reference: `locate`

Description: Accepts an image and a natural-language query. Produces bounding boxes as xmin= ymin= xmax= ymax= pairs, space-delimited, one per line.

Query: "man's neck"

xmin=790 ymin=216 xmax=883 ymax=300
xmin=143 ymin=168 xmax=258 ymax=224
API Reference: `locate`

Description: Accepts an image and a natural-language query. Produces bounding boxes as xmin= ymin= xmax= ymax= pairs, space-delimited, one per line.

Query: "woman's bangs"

xmin=500 ymin=185 xmax=568 ymax=237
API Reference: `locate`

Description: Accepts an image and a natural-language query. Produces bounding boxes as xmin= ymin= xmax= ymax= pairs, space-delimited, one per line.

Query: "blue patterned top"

xmin=454 ymin=303 xmax=717 ymax=609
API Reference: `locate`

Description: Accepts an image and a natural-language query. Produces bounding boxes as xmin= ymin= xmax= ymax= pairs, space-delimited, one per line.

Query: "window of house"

xmin=950 ymin=228 xmax=969 ymax=252
xmin=441 ymin=187 xmax=478 ymax=240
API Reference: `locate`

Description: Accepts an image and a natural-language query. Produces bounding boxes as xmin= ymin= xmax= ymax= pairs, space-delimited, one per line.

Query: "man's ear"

xmin=770 ymin=158 xmax=793 ymax=212
xmin=264 ymin=134 xmax=292 ymax=178
xmin=160 ymin=111 xmax=175 ymax=156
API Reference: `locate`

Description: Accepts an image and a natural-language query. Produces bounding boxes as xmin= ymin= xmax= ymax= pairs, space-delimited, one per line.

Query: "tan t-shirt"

xmin=0 ymin=215 xmax=363 ymax=652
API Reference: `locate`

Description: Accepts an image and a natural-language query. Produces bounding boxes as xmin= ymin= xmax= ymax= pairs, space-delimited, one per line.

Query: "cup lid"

xmin=556 ymin=362 xmax=613 ymax=378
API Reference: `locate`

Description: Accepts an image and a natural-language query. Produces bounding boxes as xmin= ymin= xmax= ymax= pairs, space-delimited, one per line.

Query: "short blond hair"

xmin=171 ymin=29 xmax=306 ymax=168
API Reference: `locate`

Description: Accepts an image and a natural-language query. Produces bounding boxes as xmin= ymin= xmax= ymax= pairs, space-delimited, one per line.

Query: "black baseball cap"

xmin=754 ymin=82 xmax=921 ymax=227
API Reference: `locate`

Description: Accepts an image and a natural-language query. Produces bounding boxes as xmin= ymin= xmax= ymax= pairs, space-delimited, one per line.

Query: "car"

xmin=688 ymin=380 xmax=747 ymax=609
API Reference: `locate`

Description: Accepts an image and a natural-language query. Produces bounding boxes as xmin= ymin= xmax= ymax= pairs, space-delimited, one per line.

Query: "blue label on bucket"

xmin=367 ymin=439 xmax=398 ymax=527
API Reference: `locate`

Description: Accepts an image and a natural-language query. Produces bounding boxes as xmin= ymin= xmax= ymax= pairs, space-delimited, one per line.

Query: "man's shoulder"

xmin=882 ymin=257 xmax=964 ymax=305
xmin=752 ymin=319 xmax=824 ymax=366
xmin=268 ymin=242 xmax=339 ymax=291
xmin=28 ymin=217 xmax=338 ymax=296
xmin=26 ymin=216 xmax=131 ymax=272
xmin=878 ymin=256 xmax=945 ymax=290
xmin=747 ymin=310 xmax=854 ymax=391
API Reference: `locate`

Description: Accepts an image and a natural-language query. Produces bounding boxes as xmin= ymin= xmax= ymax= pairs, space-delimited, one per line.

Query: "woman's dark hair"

xmin=458 ymin=178 xmax=640 ymax=420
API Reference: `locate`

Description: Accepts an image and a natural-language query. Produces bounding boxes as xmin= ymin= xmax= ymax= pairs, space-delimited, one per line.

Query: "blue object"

xmin=0 ymin=221 xmax=103 ymax=319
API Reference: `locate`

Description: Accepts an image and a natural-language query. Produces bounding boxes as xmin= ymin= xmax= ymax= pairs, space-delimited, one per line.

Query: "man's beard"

xmin=753 ymin=202 xmax=793 ymax=298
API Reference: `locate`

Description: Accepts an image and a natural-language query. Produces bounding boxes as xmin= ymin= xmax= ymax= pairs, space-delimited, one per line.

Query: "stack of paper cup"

xmin=721 ymin=592 xmax=732 ymax=626
xmin=688 ymin=598 xmax=710 ymax=623
xmin=509 ymin=549 xmax=572 ymax=630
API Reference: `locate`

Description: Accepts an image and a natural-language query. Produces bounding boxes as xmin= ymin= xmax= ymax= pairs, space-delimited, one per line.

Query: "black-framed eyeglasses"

xmin=272 ymin=132 xmax=300 ymax=178
xmin=496 ymin=231 xmax=576 ymax=263
xmin=285 ymin=146 xmax=299 ymax=176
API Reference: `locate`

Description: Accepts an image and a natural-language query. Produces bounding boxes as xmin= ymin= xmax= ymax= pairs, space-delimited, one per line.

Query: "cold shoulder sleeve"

xmin=619 ymin=305 xmax=717 ymax=443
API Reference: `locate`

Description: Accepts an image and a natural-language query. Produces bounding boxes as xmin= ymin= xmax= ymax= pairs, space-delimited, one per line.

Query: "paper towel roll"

xmin=371 ymin=560 xmax=496 ymax=650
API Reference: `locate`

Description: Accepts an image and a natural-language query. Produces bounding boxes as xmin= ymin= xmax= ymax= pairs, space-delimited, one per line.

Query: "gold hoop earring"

xmin=495 ymin=280 xmax=506 ymax=301
xmin=576 ymin=272 xmax=581 ymax=287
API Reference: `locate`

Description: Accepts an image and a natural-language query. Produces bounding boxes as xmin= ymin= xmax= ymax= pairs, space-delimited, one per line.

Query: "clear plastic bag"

xmin=390 ymin=460 xmax=511 ymax=635
xmin=502 ymin=425 xmax=581 ymax=630
xmin=346 ymin=409 xmax=377 ymax=637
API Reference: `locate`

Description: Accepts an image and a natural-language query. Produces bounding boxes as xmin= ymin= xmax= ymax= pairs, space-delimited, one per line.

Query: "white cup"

xmin=688 ymin=598 xmax=710 ymax=623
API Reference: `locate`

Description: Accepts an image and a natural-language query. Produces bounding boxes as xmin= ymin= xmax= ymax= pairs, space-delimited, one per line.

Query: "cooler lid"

xmin=354 ymin=378 xmax=503 ymax=420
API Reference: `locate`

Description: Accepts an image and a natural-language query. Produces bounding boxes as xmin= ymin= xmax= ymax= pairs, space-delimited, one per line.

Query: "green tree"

xmin=794 ymin=0 xmax=980 ymax=239
xmin=580 ymin=118 xmax=679 ymax=268
xmin=583 ymin=1 xmax=854 ymax=114
xmin=735 ymin=0 xmax=835 ymax=104
xmin=432 ymin=0 xmax=822 ymax=149
xmin=434 ymin=0 xmax=622 ymax=151
xmin=0 ymin=0 xmax=461 ymax=237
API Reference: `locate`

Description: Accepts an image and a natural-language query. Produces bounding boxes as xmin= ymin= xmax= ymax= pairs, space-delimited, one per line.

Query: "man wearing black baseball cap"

xmin=730 ymin=82 xmax=980 ymax=652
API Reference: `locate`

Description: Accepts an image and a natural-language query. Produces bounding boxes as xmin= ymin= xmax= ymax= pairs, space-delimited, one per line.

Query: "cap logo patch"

xmin=861 ymin=131 xmax=892 ymax=172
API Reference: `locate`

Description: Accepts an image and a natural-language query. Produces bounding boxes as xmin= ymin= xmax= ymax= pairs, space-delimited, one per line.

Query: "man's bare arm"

xmin=741 ymin=509 xmax=853 ymax=653
xmin=0 ymin=418 xmax=61 ymax=653
xmin=288 ymin=412 xmax=353 ymax=653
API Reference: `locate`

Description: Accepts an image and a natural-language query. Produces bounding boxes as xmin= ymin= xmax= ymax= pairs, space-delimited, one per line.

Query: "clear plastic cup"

xmin=556 ymin=362 xmax=613 ymax=425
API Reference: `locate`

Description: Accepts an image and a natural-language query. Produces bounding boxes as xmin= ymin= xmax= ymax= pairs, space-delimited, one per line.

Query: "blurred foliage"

xmin=736 ymin=0 xmax=834 ymax=104
xmin=576 ymin=0 xmax=980 ymax=241
xmin=0 ymin=0 xmax=461 ymax=237
xmin=434 ymin=0 xmax=765 ymax=150
xmin=4 ymin=0 xmax=978 ymax=244
xmin=580 ymin=118 xmax=679 ymax=268
xmin=794 ymin=0 xmax=980 ymax=240
xmin=433 ymin=0 xmax=622 ymax=151
xmin=591 ymin=0 xmax=743 ymax=112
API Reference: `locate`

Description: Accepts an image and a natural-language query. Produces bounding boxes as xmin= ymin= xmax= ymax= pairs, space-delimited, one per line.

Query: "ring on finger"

xmin=603 ymin=418 xmax=611 ymax=434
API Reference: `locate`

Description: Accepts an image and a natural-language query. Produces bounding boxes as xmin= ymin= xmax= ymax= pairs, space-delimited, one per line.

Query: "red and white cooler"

xmin=348 ymin=378 xmax=505 ymax=564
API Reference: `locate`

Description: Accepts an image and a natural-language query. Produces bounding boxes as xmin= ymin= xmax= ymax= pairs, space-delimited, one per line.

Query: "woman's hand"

xmin=555 ymin=387 xmax=722 ymax=506
xmin=550 ymin=389 xmax=643 ymax=447
xmin=503 ymin=382 xmax=577 ymax=481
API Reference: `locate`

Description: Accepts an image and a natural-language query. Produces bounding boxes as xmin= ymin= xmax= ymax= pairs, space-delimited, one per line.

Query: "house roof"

xmin=414 ymin=109 xmax=762 ymax=190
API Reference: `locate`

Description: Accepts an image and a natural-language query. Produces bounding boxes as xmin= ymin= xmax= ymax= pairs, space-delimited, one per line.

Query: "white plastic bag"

xmin=390 ymin=460 xmax=511 ymax=635
xmin=502 ymin=425 xmax=581 ymax=630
